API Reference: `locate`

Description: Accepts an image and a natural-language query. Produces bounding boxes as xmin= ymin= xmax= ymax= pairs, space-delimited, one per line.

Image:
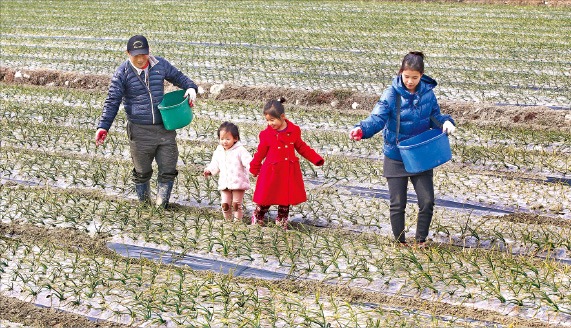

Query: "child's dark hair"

xmin=217 ymin=121 xmax=240 ymax=141
xmin=263 ymin=97 xmax=286 ymax=119
xmin=399 ymin=51 xmax=425 ymax=74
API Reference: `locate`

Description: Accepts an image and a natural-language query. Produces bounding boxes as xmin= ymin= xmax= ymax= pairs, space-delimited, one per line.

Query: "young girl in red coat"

xmin=250 ymin=97 xmax=324 ymax=229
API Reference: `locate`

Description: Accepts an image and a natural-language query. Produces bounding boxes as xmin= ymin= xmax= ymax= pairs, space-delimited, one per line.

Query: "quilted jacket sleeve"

xmin=162 ymin=58 xmax=198 ymax=92
xmin=98 ymin=63 xmax=127 ymax=131
xmin=358 ymin=87 xmax=393 ymax=139
xmin=427 ymin=92 xmax=456 ymax=128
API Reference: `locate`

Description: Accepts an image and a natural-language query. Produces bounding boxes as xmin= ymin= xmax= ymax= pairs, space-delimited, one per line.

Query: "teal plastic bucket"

xmin=158 ymin=90 xmax=193 ymax=130
xmin=397 ymin=129 xmax=452 ymax=173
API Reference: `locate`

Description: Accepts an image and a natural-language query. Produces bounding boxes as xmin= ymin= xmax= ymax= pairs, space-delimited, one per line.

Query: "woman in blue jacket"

xmin=95 ymin=35 xmax=198 ymax=208
xmin=350 ymin=52 xmax=456 ymax=246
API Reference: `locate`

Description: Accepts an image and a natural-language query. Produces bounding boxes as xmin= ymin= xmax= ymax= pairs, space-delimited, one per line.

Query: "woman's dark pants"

xmin=386 ymin=174 xmax=435 ymax=243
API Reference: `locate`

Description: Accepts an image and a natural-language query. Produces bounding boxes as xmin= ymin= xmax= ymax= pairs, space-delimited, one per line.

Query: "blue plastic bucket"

xmin=158 ymin=90 xmax=193 ymax=130
xmin=397 ymin=129 xmax=452 ymax=173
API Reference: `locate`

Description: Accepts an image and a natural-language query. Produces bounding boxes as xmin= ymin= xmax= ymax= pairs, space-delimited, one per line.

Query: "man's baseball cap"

xmin=127 ymin=35 xmax=149 ymax=56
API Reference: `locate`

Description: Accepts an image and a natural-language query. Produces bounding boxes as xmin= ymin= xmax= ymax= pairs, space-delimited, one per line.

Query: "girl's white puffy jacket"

xmin=206 ymin=141 xmax=252 ymax=190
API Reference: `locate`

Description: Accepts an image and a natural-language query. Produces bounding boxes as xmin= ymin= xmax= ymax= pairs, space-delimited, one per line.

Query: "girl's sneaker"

xmin=276 ymin=218 xmax=288 ymax=230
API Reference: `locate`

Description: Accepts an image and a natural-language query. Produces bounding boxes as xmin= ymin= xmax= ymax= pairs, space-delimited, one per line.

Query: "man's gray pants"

xmin=386 ymin=174 xmax=435 ymax=243
xmin=127 ymin=122 xmax=179 ymax=184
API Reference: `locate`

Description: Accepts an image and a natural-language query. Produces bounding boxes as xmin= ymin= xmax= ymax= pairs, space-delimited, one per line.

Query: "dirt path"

xmin=1 ymin=67 xmax=570 ymax=132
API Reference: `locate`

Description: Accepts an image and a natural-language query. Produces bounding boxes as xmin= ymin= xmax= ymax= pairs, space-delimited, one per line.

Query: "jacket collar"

xmin=266 ymin=119 xmax=293 ymax=133
xmin=393 ymin=74 xmax=437 ymax=98
xmin=128 ymin=55 xmax=159 ymax=74
xmin=228 ymin=141 xmax=243 ymax=151
xmin=148 ymin=55 xmax=159 ymax=67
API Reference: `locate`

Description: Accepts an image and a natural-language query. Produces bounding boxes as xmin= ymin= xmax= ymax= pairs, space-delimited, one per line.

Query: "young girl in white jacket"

xmin=204 ymin=122 xmax=253 ymax=221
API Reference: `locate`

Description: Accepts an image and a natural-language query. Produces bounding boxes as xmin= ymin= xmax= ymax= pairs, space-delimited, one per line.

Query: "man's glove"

xmin=95 ymin=128 xmax=108 ymax=147
xmin=349 ymin=127 xmax=363 ymax=141
xmin=442 ymin=121 xmax=456 ymax=135
xmin=184 ymin=88 xmax=197 ymax=107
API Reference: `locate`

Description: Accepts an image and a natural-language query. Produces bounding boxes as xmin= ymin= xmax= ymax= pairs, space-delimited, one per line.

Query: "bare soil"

xmin=1 ymin=67 xmax=569 ymax=133
xmin=487 ymin=212 xmax=571 ymax=227
xmin=0 ymin=295 xmax=129 ymax=328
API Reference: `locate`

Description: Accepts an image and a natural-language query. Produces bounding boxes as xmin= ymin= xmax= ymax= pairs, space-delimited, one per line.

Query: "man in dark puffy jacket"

xmin=95 ymin=35 xmax=198 ymax=208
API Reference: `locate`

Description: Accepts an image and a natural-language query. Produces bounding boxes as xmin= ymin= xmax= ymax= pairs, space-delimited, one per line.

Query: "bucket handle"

xmin=395 ymin=94 xmax=402 ymax=144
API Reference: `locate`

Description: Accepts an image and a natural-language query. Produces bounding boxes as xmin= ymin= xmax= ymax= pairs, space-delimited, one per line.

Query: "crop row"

xmin=1 ymin=1 xmax=569 ymax=106
xmin=2 ymin=147 xmax=571 ymax=257
xmin=1 ymin=41 xmax=567 ymax=105
xmin=2 ymin=85 xmax=570 ymax=221
xmin=2 ymin=84 xmax=570 ymax=176
xmin=3 ymin=83 xmax=570 ymax=156
xmin=2 ymin=183 xmax=570 ymax=325
xmin=2 ymin=124 xmax=569 ymax=220
xmin=3 ymin=236 xmax=441 ymax=327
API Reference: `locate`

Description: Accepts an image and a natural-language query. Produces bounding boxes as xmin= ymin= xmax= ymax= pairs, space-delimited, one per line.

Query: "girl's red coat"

xmin=250 ymin=120 xmax=323 ymax=206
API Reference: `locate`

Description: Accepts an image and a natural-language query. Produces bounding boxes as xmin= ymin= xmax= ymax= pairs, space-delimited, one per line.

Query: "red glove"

xmin=315 ymin=159 xmax=324 ymax=166
xmin=95 ymin=128 xmax=108 ymax=147
xmin=349 ymin=127 xmax=363 ymax=141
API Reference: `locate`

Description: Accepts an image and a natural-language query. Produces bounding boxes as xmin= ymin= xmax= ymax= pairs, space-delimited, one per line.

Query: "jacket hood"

xmin=216 ymin=141 xmax=244 ymax=152
xmin=392 ymin=74 xmax=437 ymax=98
xmin=229 ymin=141 xmax=244 ymax=151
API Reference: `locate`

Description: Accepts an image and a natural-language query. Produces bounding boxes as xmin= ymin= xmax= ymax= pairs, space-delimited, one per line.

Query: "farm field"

xmin=1 ymin=0 xmax=571 ymax=327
